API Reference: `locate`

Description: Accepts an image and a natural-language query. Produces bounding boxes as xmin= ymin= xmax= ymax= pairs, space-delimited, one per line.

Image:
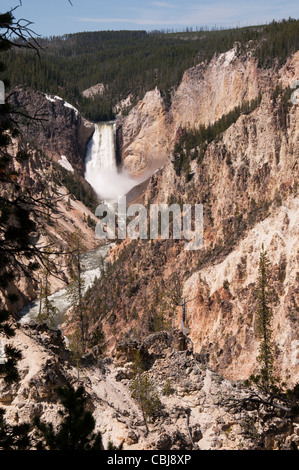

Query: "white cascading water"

xmin=85 ymin=121 xmax=136 ymax=202
xmin=19 ymin=243 xmax=112 ymax=329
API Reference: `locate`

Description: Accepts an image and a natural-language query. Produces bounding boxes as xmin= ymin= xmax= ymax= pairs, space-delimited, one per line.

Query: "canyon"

xmin=98 ymin=47 xmax=299 ymax=388
xmin=0 ymin=43 xmax=298 ymax=450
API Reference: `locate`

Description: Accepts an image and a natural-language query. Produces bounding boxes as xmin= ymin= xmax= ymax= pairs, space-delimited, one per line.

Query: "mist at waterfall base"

xmin=85 ymin=166 xmax=137 ymax=202
xmin=85 ymin=122 xmax=142 ymax=202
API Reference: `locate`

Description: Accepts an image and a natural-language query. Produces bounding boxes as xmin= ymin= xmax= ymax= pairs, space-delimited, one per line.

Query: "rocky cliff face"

xmin=98 ymin=49 xmax=299 ymax=388
xmin=11 ymin=87 xmax=95 ymax=174
xmin=1 ymin=323 xmax=298 ymax=450
xmin=1 ymin=89 xmax=99 ymax=315
xmin=170 ymin=46 xmax=260 ymax=129
xmin=118 ymin=87 xmax=172 ymax=179
xmin=118 ymin=49 xmax=298 ymax=179
xmin=1 ymin=46 xmax=298 ymax=451
xmin=1 ymin=144 xmax=100 ymax=317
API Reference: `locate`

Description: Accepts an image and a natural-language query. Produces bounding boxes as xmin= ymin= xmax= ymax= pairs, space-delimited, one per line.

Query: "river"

xmin=19 ymin=243 xmax=113 ymax=330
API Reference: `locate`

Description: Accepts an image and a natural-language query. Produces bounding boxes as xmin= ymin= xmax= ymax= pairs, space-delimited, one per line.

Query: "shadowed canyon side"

xmin=10 ymin=88 xmax=95 ymax=173
xmin=0 ymin=89 xmax=101 ymax=316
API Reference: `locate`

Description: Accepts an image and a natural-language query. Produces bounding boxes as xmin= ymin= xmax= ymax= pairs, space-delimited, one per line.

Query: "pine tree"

xmin=66 ymin=229 xmax=88 ymax=357
xmin=34 ymin=383 xmax=103 ymax=450
xmin=252 ymin=247 xmax=276 ymax=393
xmin=130 ymin=350 xmax=162 ymax=434
xmin=0 ymin=408 xmax=30 ymax=450
xmin=37 ymin=252 xmax=58 ymax=327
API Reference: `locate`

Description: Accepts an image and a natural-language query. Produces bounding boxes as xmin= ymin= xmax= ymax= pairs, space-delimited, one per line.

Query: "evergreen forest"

xmin=2 ymin=18 xmax=299 ymax=121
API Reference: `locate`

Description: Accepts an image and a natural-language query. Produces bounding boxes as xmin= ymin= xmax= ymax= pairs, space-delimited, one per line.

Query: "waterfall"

xmin=85 ymin=121 xmax=136 ymax=202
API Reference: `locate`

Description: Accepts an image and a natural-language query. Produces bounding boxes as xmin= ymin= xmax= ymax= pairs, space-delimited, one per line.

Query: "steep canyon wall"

xmin=112 ymin=49 xmax=299 ymax=386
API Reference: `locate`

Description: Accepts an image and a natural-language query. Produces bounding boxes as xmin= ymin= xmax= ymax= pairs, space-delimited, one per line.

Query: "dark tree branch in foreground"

xmin=0 ymin=5 xmax=65 ymax=386
xmin=225 ymin=385 xmax=299 ymax=417
xmin=0 ymin=8 xmax=42 ymax=56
